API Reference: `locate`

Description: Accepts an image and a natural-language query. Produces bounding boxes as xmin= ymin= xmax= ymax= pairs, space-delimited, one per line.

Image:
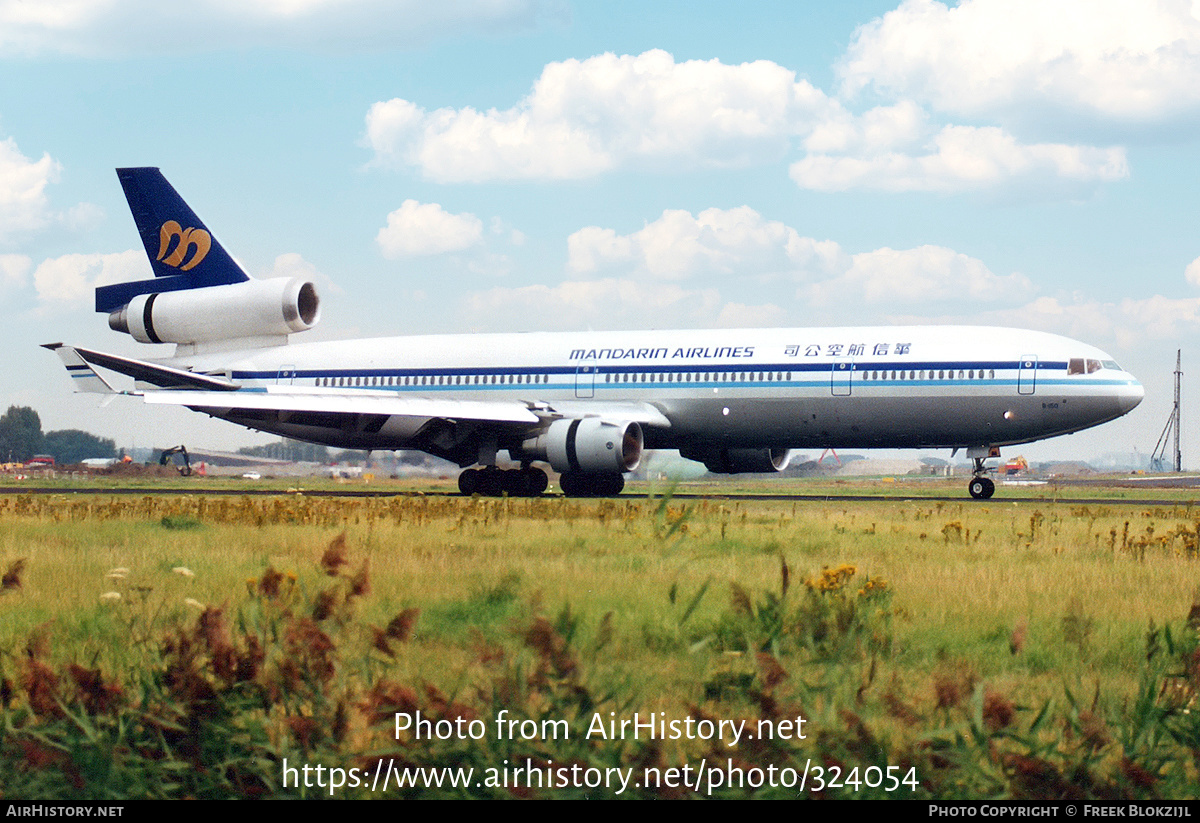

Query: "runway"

xmin=2 ymin=484 xmax=1197 ymax=508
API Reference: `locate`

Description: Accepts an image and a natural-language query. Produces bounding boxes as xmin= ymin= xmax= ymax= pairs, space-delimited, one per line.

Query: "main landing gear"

xmin=558 ymin=471 xmax=624 ymax=498
xmin=456 ymin=466 xmax=626 ymax=498
xmin=457 ymin=466 xmax=548 ymax=497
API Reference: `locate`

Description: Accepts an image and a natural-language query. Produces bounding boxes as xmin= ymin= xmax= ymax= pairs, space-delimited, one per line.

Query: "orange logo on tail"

xmin=157 ymin=220 xmax=211 ymax=271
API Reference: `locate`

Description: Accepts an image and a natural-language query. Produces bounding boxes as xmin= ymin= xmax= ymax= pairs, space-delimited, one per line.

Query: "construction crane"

xmin=1151 ymin=350 xmax=1182 ymax=472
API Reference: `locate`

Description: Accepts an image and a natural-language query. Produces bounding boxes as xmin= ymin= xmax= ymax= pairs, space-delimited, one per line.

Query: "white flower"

xmin=172 ymin=566 xmax=195 ymax=578
xmin=100 ymin=591 xmax=121 ymax=602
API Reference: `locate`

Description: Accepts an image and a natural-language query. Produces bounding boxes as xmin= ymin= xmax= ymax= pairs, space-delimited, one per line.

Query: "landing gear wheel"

xmin=968 ymin=477 xmax=995 ymax=499
xmin=476 ymin=467 xmax=504 ymax=497
xmin=457 ymin=469 xmax=479 ymax=496
xmin=458 ymin=467 xmax=549 ymax=497
xmin=518 ymin=467 xmax=549 ymax=497
xmin=559 ymin=472 xmax=625 ymax=497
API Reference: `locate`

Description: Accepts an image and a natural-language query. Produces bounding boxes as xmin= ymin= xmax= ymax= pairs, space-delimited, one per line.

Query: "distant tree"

xmin=0 ymin=406 xmax=43 ymax=463
xmin=238 ymin=438 xmax=331 ymax=462
xmin=43 ymin=430 xmax=117 ymax=464
xmin=332 ymin=449 xmax=368 ymax=465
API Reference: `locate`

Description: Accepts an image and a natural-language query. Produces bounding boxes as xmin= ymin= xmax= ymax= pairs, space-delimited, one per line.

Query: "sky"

xmin=2 ymin=0 xmax=1198 ymax=466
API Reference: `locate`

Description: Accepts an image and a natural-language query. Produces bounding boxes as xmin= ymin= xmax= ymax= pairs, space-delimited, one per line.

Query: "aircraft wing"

xmin=139 ymin=387 xmax=542 ymax=424
xmin=532 ymin=400 xmax=671 ymax=428
xmin=136 ymin=389 xmax=674 ymax=427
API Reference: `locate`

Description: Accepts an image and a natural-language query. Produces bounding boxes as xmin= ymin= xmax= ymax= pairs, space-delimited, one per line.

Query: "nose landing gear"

xmin=965 ymin=446 xmax=1000 ymax=499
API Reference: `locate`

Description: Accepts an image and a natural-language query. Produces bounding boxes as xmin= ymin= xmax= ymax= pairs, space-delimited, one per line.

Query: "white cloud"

xmin=791 ymin=124 xmax=1128 ymax=193
xmin=0 ymin=137 xmax=60 ymax=241
xmin=805 ymin=245 xmax=1035 ymax=306
xmin=568 ymin=206 xmax=843 ymax=281
xmin=1042 ymin=294 xmax=1200 ymax=349
xmin=460 ymin=277 xmax=727 ymax=331
xmin=565 ymin=206 xmax=1029 ymax=308
xmin=1114 ymin=294 xmax=1200 ymax=345
xmin=715 ymin=301 xmax=788 ymax=328
xmin=901 ymin=293 xmax=1200 ymax=351
xmin=264 ymin=251 xmax=343 ymax=296
xmin=840 ymin=0 xmax=1200 ymax=123
xmin=266 ymin=251 xmax=321 ymax=280
xmin=376 ymin=200 xmax=483 ymax=258
xmin=32 ymin=250 xmax=146 ymax=306
xmin=365 ymin=49 xmax=837 ymax=182
xmin=0 ymin=254 xmax=30 ymax=291
xmin=363 ymin=46 xmax=1133 ymax=194
xmin=0 ymin=0 xmax=546 ymax=55
xmin=1186 ymin=254 xmax=1200 ymax=288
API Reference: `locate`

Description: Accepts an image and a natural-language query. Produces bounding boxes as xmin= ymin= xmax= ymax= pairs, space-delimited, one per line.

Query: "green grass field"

xmin=0 ymin=483 xmax=1198 ymax=798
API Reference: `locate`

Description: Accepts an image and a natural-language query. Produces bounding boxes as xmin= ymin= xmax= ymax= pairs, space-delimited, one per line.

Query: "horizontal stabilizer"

xmin=43 ymin=344 xmax=240 ymax=391
xmin=42 ymin=343 xmax=118 ymax=394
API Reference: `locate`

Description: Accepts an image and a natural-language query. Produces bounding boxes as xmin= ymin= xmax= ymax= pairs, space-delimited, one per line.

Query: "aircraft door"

xmin=277 ymin=364 xmax=297 ymax=385
xmin=1017 ymin=355 xmax=1037 ymax=395
xmin=575 ymin=362 xmax=596 ymax=398
xmin=831 ymin=360 xmax=853 ymax=396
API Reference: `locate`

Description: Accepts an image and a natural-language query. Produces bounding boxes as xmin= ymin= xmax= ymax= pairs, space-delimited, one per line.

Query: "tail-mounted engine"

xmin=522 ymin=418 xmax=643 ymax=475
xmin=109 ymin=277 xmax=319 ymax=346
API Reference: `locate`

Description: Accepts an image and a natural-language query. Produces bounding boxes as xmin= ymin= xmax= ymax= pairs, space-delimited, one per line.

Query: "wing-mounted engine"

xmin=682 ymin=445 xmax=792 ymax=474
xmin=521 ymin=418 xmax=643 ymax=474
xmin=108 ymin=277 xmax=319 ymax=349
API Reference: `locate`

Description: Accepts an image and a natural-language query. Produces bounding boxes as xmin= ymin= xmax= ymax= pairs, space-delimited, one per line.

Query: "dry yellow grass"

xmin=0 ymin=491 xmax=1196 ymax=706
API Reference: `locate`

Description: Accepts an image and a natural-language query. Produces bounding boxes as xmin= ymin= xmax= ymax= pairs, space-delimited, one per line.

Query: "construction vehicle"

xmin=1004 ymin=456 xmax=1028 ymax=475
xmin=158 ymin=445 xmax=192 ymax=476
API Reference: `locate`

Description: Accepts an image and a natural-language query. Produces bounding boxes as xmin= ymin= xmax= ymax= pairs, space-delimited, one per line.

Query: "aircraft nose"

xmin=1119 ymin=379 xmax=1144 ymax=415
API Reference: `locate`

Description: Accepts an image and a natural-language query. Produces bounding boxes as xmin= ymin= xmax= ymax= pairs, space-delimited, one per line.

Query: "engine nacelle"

xmin=109 ymin=277 xmax=319 ymax=345
xmin=683 ymin=446 xmax=792 ymax=474
xmin=522 ymin=418 xmax=643 ymax=475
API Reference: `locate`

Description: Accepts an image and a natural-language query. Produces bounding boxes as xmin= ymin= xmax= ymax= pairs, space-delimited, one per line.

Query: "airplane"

xmin=46 ymin=168 xmax=1144 ymax=499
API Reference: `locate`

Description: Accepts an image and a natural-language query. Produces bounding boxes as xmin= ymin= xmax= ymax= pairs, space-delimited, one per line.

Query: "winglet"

xmin=42 ymin=343 xmax=118 ymax=394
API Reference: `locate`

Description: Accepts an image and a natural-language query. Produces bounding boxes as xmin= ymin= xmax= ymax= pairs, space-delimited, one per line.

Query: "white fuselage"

xmin=167 ymin=325 xmax=1143 ymax=459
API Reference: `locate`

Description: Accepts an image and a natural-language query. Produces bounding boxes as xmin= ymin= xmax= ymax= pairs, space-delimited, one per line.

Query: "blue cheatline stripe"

xmin=231 ymin=359 xmax=1070 ymax=382
xmin=217 ymin=372 xmax=1135 ymax=397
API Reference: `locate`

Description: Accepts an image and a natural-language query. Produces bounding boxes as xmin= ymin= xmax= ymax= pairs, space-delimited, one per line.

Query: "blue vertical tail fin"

xmin=95 ymin=168 xmax=249 ymax=313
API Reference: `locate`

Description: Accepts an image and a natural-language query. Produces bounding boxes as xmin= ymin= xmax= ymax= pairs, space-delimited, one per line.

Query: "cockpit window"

xmin=1069 ymin=357 xmax=1108 ymax=375
xmin=1102 ymin=359 xmax=1120 ymax=370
